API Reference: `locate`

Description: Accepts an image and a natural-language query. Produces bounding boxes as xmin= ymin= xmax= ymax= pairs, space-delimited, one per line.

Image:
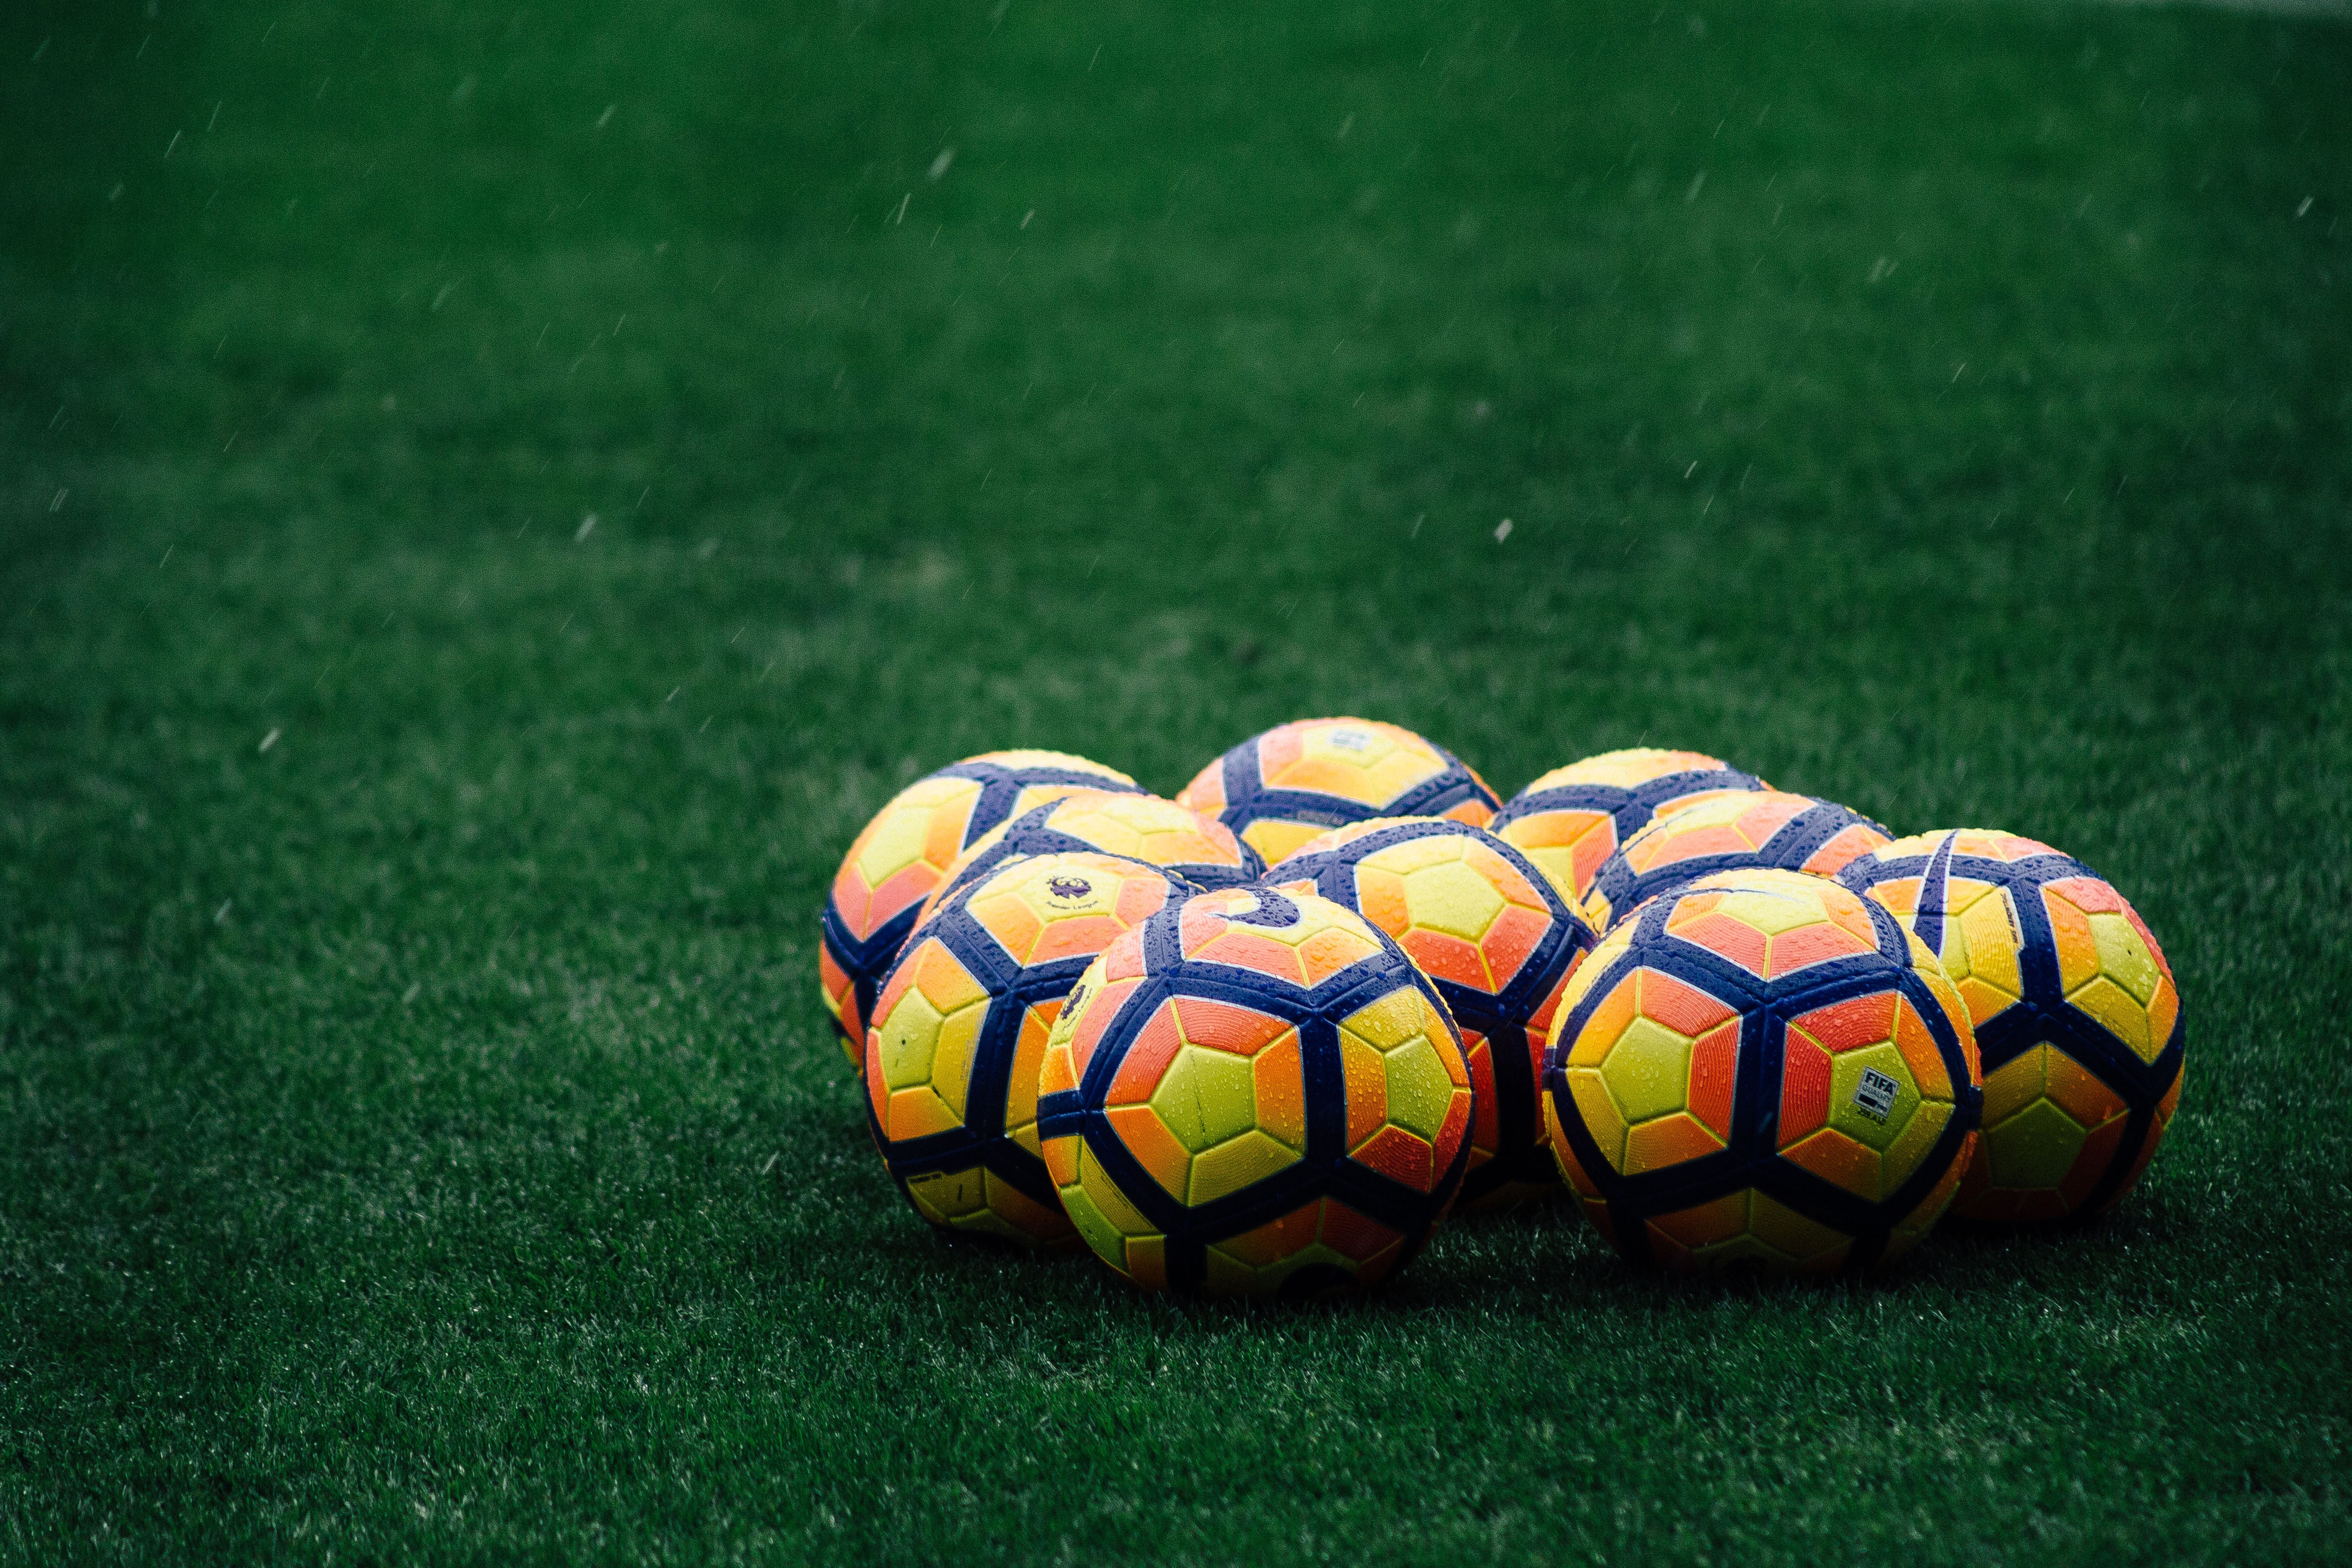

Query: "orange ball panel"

xmin=1104 ymin=1003 xmax=1186 ymax=1106
xmin=1171 ymin=995 xmax=1291 ymax=1057
xmin=1779 ymin=1033 xmax=1834 ymax=1144
xmin=820 ymin=943 xmax=861 ymax=1048
xmin=1566 ymin=973 xmax=1642 ymax=1070
xmin=1300 ymin=926 xmax=1379 ymax=985
xmin=1800 ymin=822 xmax=1889 ymax=878
xmin=1624 ymin=1112 xmax=1726 ymax=1174
xmin=1764 ymin=918 xmax=1872 ymax=978
xmin=1647 ymin=1190 xmax=1751 ymax=1251
xmin=1400 ymin=927 xmax=1490 ymax=990
xmin=1639 ymin=968 xmax=1742 ymax=1039
xmin=2057 ymin=1114 xmax=2131 ymax=1211
xmin=1795 ymin=991 xmax=1898 ymax=1055
xmin=1106 ymin=1103 xmax=1193 ymax=1200
xmin=1462 ymin=1030 xmax=1500 ymax=1166
xmin=1025 ymin=912 xmax=1131 ymax=965
xmin=1631 ymin=823 xmax=1749 ymax=869
xmin=2045 ymin=1049 xmax=2129 ymax=1129
xmin=1354 ymin=1125 xmax=1437 ymax=1189
xmin=1783 ymin=1126 xmax=1881 ymax=1194
xmin=1067 ymin=975 xmax=1143 ymax=1082
xmin=1214 ymin=1201 xmax=1320 ymax=1267
xmin=1730 ymin=795 xmax=1812 ymax=844
xmin=1687 ymin=1019 xmax=1739 ymax=1139
xmin=1676 ymin=911 xmax=1769 ymax=975
xmin=1876 ymin=1002 xmax=1941 ymax=1099
xmin=1253 ymin=1041 xmax=1309 ymax=1149
xmin=1254 ymin=726 xmax=1306 ymax=780
xmin=1189 ymin=928 xmax=1308 ymax=986
xmin=1355 ymin=867 xmax=1413 ymax=938
xmin=1320 ymin=1198 xmax=1407 ymax=1265
xmin=1890 ymin=1147 xmax=1970 ymax=1248
xmin=966 ymin=888 xmax=1046 ymax=963
xmin=1175 ymin=761 xmax=1228 ymax=818
xmin=1478 ymin=903 xmax=1553 ymax=994
xmin=1124 ymin=1236 xmax=1170 ymax=1293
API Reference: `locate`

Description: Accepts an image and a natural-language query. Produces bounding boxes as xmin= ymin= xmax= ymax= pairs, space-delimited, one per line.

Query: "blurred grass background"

xmin=3 ymin=1 xmax=2349 ymax=1561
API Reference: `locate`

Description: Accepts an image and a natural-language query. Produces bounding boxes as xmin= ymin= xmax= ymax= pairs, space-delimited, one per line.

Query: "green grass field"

xmin=5 ymin=0 xmax=2350 ymax=1560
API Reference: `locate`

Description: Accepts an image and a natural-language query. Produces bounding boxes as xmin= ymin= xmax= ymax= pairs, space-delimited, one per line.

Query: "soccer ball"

xmin=821 ymin=750 xmax=1145 ymax=1064
xmin=864 ymin=851 xmax=1193 ymax=1247
xmin=913 ymin=789 xmax=1262 ymax=929
xmin=1543 ymin=868 xmax=1982 ymax=1273
xmin=1037 ymin=884 xmax=1475 ymax=1297
xmin=1839 ymin=831 xmax=2184 ymax=1223
xmin=1175 ymin=717 xmax=1502 ymax=866
xmin=1489 ymin=748 xmax=1769 ymax=911
xmin=1581 ymin=789 xmax=1893 ymax=933
xmin=1263 ymin=817 xmax=1598 ymax=1211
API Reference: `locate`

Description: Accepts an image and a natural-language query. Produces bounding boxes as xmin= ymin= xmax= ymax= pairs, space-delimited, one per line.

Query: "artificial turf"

xmin=4 ymin=0 xmax=2350 ymax=1561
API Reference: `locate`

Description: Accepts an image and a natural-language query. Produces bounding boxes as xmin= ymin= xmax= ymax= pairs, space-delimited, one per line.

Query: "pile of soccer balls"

xmin=819 ymin=720 xmax=2185 ymax=1297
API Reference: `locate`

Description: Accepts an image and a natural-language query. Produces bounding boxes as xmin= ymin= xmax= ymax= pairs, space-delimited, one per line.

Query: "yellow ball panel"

xmin=1150 ymin=1045 xmax=1260 ymax=1155
xmin=1379 ymin=1035 xmax=1460 ymax=1145
xmin=1342 ymin=985 xmax=1435 ymax=1051
xmin=1981 ymin=1046 xmax=2052 ymax=1126
xmin=850 ymin=775 xmax=978 ymax=892
xmin=1947 ymin=883 xmax=2024 ymax=1006
xmin=1188 ymin=1129 xmax=1301 ymax=1205
xmin=1200 ymin=1238 xmax=1349 ymax=1297
xmin=1398 ymin=856 xmax=1508 ymax=943
xmin=1495 ymin=810 xmax=1613 ymax=908
xmin=978 ymin=748 xmax=1136 ymax=779
xmin=1827 ymin=1043 xmax=1922 ymax=1153
xmin=1522 ymin=748 xmax=1734 ymax=793
xmin=907 ymin=1166 xmax=988 ymax=1226
xmin=2069 ymin=975 xmax=2153 ymax=1059
xmin=1237 ymin=820 xmax=1324 ymax=865
xmin=1879 ymin=1098 xmax=1954 ymax=1196
xmin=1566 ymin=1067 xmax=1629 ymax=1171
xmin=1360 ymin=831 xmax=1461 ymax=876
xmin=873 ymin=986 xmax=946 ymax=1094
xmin=1003 ymin=1004 xmax=1056 ymax=1157
xmin=1073 ymin=1140 xmax=1158 ymax=1239
xmin=1061 ymin=1184 xmax=1135 ymax=1278
xmin=2087 ymin=909 xmax=2163 ymax=1006
xmin=1337 ymin=1026 xmax=1390 ymax=1151
xmin=1983 ymin=1096 xmax=2092 ymax=1191
xmin=980 ymin=1172 xmax=1078 ymax=1246
xmin=1746 ymin=1192 xmax=1853 ymax=1272
xmin=1597 ymin=1015 xmax=1696 ymax=1125
xmin=1709 ymin=886 xmax=1832 ymax=938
